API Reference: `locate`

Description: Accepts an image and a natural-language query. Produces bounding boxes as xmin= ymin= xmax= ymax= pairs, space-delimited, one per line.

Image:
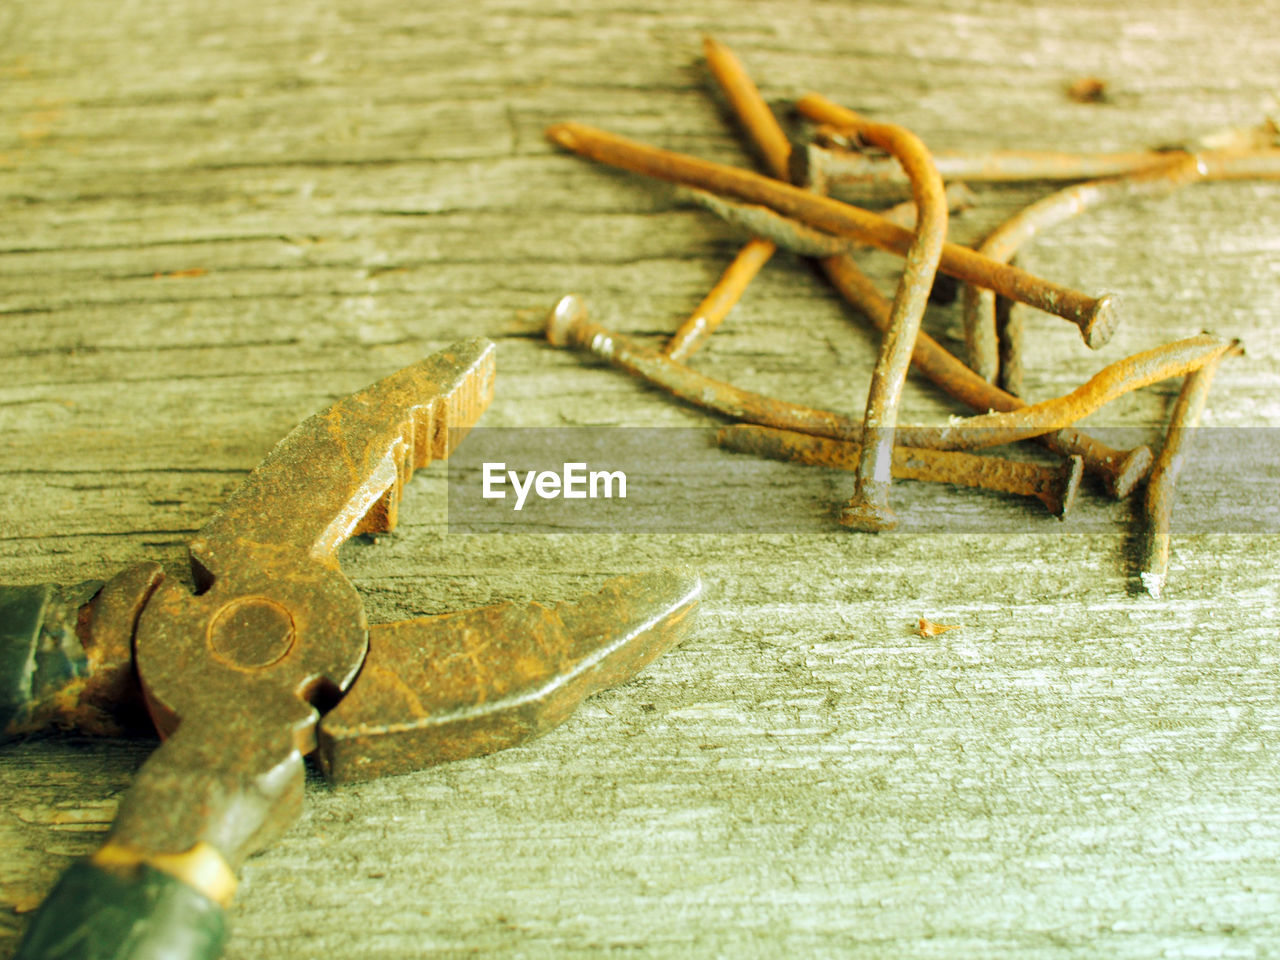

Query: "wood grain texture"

xmin=2 ymin=1 xmax=1278 ymax=957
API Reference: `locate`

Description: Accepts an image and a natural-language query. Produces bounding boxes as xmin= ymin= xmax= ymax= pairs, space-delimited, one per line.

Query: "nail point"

xmin=1139 ymin=570 xmax=1165 ymax=599
xmin=545 ymin=123 xmax=579 ymax=150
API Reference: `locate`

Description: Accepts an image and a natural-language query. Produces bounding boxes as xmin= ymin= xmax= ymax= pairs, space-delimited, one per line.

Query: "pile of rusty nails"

xmin=543 ymin=37 xmax=1277 ymax=596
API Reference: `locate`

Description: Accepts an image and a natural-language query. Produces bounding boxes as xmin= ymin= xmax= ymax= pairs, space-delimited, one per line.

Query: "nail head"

xmin=547 ymin=294 xmax=588 ymax=347
xmin=1082 ymin=292 xmax=1122 ymax=349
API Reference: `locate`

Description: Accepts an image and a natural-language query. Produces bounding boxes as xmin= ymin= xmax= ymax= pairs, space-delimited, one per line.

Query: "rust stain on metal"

xmin=319 ymin=569 xmax=700 ymax=783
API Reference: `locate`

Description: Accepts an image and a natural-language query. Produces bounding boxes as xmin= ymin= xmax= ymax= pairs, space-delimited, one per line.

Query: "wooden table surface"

xmin=2 ymin=1 xmax=1278 ymax=957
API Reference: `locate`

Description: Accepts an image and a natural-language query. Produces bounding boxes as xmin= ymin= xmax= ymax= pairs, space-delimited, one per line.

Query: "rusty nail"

xmin=996 ymin=297 xmax=1022 ymax=398
xmin=801 ymin=140 xmax=1280 ymax=187
xmin=964 ymin=154 xmax=1208 ymax=384
xmin=802 ymin=103 xmax=949 ymax=532
xmin=544 ymin=121 xmax=1121 ymax=336
xmin=877 ymin=182 xmax=978 ymax=234
xmin=702 ymin=35 xmax=792 ymax=181
xmin=718 ymin=423 xmax=1083 ymax=518
xmin=656 ymin=38 xmax=796 ymax=364
xmin=663 ymin=236 xmax=776 ymax=362
xmin=922 ymin=335 xmax=1235 ymax=451
xmin=548 ymin=293 xmax=854 ymax=439
xmin=1138 ymin=342 xmax=1239 ymax=597
xmin=546 ymin=296 xmax=1230 ymax=455
xmin=678 ymin=181 xmax=976 ymax=259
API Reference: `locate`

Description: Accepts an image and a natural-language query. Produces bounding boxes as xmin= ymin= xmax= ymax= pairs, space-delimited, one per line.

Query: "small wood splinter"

xmin=917 ymin=618 xmax=961 ymax=638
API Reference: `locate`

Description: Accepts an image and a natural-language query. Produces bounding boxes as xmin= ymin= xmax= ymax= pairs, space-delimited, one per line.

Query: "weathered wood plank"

xmin=2 ymin=0 xmax=1279 ymax=957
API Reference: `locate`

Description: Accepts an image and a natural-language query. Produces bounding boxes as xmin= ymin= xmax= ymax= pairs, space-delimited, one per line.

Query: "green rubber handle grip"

xmin=13 ymin=859 xmax=228 ymax=960
xmin=0 ymin=581 xmax=102 ymax=739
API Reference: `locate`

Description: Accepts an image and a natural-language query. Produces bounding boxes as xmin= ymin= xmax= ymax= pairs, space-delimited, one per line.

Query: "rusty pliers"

xmin=1 ymin=338 xmax=701 ymax=960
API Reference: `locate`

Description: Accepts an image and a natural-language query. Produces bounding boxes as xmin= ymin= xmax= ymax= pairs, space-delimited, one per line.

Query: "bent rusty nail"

xmin=801 ymin=141 xmax=1280 ymax=187
xmin=548 ymin=294 xmax=855 ymax=439
xmin=544 ymin=121 xmax=1120 ymax=338
xmin=1138 ymin=343 xmax=1239 ymax=598
xmin=783 ymin=100 xmax=949 ymax=532
xmin=546 ymin=295 xmax=1229 ymax=454
xmin=878 ymin=182 xmax=978 ymax=233
xmin=678 ymin=182 xmax=976 ymax=258
xmin=799 ymin=93 xmax=1124 ymax=351
xmin=921 ymin=335 xmax=1234 ymax=450
xmin=965 ymin=154 xmax=1208 ymax=385
xmin=701 ymin=38 xmax=954 ymax=228
xmin=706 ymin=38 xmax=940 ymax=531
xmin=664 ymin=236 xmax=776 ymax=362
xmin=718 ymin=423 xmax=1083 ymax=518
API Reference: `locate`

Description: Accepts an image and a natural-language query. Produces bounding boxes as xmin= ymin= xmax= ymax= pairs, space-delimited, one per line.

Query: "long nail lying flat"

xmin=544 ymin=121 xmax=1120 ymax=342
xmin=964 ymin=154 xmax=1208 ymax=387
xmin=546 ymin=294 xmax=1231 ymax=453
xmin=718 ymin=423 xmax=1083 ymax=518
xmin=1138 ymin=342 xmax=1239 ymax=598
xmin=548 ymin=294 xmax=856 ymax=439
